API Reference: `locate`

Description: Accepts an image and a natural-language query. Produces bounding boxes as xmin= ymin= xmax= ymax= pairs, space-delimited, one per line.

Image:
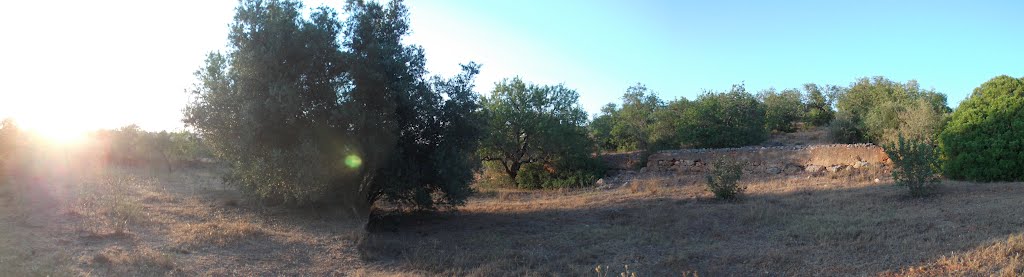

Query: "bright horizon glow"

xmin=2 ymin=0 xmax=1022 ymax=132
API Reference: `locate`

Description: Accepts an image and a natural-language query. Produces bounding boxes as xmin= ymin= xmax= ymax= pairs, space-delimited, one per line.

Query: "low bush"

xmin=884 ymin=135 xmax=940 ymax=197
xmin=705 ymin=159 xmax=745 ymax=199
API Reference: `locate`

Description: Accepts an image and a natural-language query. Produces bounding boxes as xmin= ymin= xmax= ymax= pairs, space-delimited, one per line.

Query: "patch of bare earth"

xmin=3 ymin=165 xmax=1024 ymax=275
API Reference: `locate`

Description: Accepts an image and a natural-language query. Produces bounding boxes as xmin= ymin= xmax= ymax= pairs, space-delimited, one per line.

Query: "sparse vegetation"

xmin=884 ymin=135 xmax=940 ymax=197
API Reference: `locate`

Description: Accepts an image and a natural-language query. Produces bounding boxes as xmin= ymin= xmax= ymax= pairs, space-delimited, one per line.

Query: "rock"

xmin=682 ymin=160 xmax=695 ymax=166
xmin=595 ymin=178 xmax=606 ymax=187
xmin=853 ymin=161 xmax=870 ymax=169
xmin=805 ymin=165 xmax=825 ymax=173
xmin=827 ymin=165 xmax=847 ymax=173
xmin=766 ymin=167 xmax=782 ymax=175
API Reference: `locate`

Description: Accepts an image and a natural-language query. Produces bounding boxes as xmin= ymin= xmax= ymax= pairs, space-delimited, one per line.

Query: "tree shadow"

xmin=355 ymin=180 xmax=1024 ymax=276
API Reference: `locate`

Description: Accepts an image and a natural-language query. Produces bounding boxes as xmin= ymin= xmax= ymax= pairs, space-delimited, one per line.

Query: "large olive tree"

xmin=185 ymin=0 xmax=481 ymax=217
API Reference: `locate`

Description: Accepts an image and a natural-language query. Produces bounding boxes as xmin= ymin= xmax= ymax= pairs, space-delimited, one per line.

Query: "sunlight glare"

xmin=21 ymin=117 xmax=88 ymax=145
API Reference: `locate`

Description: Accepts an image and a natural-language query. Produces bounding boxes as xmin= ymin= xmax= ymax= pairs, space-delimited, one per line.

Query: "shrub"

xmin=828 ymin=111 xmax=863 ymax=144
xmin=883 ymin=135 xmax=940 ymax=197
xmin=514 ymin=163 xmax=547 ymax=189
xmin=803 ymin=83 xmax=839 ymax=127
xmin=940 ymin=75 xmax=1024 ymax=181
xmin=705 ymin=159 xmax=745 ymax=199
xmin=761 ymin=88 xmax=804 ymax=133
xmin=833 ymin=76 xmax=949 ymax=144
xmin=682 ymin=84 xmax=768 ymax=148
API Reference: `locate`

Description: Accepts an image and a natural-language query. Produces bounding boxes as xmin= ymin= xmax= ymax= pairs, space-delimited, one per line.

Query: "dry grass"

xmin=170 ymin=218 xmax=267 ymax=248
xmin=3 ymin=164 xmax=1024 ymax=275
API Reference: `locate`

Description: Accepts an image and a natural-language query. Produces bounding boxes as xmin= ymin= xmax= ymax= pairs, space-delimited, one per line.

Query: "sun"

xmin=21 ymin=117 xmax=88 ymax=145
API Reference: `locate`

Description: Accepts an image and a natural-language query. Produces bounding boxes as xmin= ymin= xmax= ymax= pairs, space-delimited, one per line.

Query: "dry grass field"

xmin=2 ymin=165 xmax=1024 ymax=276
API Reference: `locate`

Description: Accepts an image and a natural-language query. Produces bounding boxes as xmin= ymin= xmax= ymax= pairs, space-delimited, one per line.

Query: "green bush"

xmin=828 ymin=111 xmax=863 ymax=144
xmin=940 ymin=75 xmax=1024 ymax=181
xmin=705 ymin=159 xmax=745 ymax=199
xmin=514 ymin=163 xmax=547 ymax=189
xmin=832 ymin=77 xmax=949 ymax=144
xmin=761 ymin=88 xmax=804 ymax=133
xmin=884 ymin=135 xmax=940 ymax=197
xmin=513 ymin=159 xmax=604 ymax=190
xmin=682 ymin=84 xmax=768 ymax=148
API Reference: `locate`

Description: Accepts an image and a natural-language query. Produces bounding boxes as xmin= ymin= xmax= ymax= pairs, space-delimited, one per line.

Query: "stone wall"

xmin=641 ymin=144 xmax=890 ymax=176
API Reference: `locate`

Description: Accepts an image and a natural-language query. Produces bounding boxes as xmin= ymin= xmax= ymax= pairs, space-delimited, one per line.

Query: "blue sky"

xmin=1 ymin=0 xmax=1021 ymax=134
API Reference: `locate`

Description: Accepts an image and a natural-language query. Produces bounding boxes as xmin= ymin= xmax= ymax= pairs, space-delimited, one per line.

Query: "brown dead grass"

xmin=3 ymin=164 xmax=1024 ymax=276
xmin=170 ymin=219 xmax=267 ymax=248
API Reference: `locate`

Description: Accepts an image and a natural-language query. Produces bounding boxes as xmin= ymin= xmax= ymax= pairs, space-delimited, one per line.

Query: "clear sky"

xmin=2 ymin=0 xmax=1022 ymax=134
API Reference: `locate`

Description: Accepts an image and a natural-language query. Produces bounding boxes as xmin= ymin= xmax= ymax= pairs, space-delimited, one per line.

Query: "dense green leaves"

xmin=479 ymin=78 xmax=602 ymax=189
xmin=940 ymin=75 xmax=1024 ymax=182
xmin=681 ymin=85 xmax=768 ymax=148
xmin=185 ymin=0 xmax=482 ymax=213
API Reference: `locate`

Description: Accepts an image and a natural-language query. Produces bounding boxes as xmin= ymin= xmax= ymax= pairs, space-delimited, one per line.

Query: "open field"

xmin=2 ymin=166 xmax=1024 ymax=276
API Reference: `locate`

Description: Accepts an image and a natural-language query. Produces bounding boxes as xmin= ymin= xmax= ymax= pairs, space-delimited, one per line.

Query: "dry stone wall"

xmin=641 ymin=144 xmax=890 ymax=176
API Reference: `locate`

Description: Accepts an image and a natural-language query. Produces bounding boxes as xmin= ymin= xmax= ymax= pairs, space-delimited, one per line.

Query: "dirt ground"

xmin=2 ymin=165 xmax=1024 ymax=276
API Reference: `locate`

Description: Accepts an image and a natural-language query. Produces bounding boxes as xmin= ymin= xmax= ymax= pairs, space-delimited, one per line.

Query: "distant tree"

xmin=650 ymin=97 xmax=690 ymax=149
xmin=609 ymin=83 xmax=663 ymax=151
xmin=940 ymin=75 xmax=1024 ymax=182
xmin=479 ymin=78 xmax=601 ymax=188
xmin=831 ymin=77 xmax=949 ymax=144
xmin=185 ymin=0 xmax=482 ymax=216
xmin=588 ymin=103 xmax=618 ymax=152
xmin=681 ymin=84 xmax=768 ymax=148
xmin=760 ymin=88 xmax=804 ymax=133
xmin=802 ymin=83 xmax=839 ymax=126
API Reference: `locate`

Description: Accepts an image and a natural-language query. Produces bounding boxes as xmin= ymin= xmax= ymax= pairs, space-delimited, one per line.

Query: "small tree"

xmin=803 ymin=83 xmax=838 ymax=127
xmin=883 ymin=135 xmax=940 ymax=197
xmin=705 ymin=159 xmax=744 ymax=199
xmin=760 ymin=88 xmax=804 ymax=133
xmin=479 ymin=78 xmax=601 ymax=188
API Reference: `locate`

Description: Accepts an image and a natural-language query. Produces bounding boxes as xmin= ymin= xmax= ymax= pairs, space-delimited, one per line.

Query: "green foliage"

xmin=588 ymin=103 xmax=618 ymax=152
xmin=681 ymin=84 xmax=768 ymax=148
xmin=940 ymin=75 xmax=1024 ymax=182
xmin=828 ymin=111 xmax=863 ymax=144
xmin=883 ymin=135 xmax=940 ymax=197
xmin=479 ymin=78 xmax=603 ymax=189
xmin=650 ymin=97 xmax=690 ymax=149
xmin=705 ymin=159 xmax=745 ymax=199
xmin=803 ymin=83 xmax=839 ymax=126
xmin=608 ymin=84 xmax=663 ymax=151
xmin=184 ymin=0 xmax=481 ymax=212
xmin=760 ymin=88 xmax=804 ymax=133
xmin=833 ymin=77 xmax=949 ymax=144
xmin=589 ymin=84 xmax=679 ymax=152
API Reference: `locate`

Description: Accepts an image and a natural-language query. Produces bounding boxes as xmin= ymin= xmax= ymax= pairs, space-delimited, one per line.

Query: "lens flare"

xmin=344 ymin=154 xmax=362 ymax=169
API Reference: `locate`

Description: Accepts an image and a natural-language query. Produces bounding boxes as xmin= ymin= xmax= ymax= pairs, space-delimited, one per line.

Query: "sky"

xmin=1 ymin=0 xmax=1022 ymax=134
